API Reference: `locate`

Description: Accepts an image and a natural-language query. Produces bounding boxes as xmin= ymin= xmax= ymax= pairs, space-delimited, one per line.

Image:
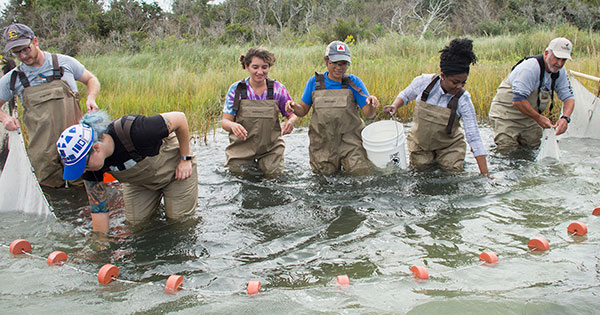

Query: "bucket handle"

xmin=389 ymin=112 xmax=400 ymax=147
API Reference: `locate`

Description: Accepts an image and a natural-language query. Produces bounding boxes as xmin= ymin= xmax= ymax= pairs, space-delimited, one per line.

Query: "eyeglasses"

xmin=11 ymin=44 xmax=32 ymax=57
xmin=328 ymin=61 xmax=349 ymax=69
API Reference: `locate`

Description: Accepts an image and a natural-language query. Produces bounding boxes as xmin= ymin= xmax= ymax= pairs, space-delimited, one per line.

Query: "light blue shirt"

xmin=0 ymin=51 xmax=85 ymax=103
xmin=508 ymin=57 xmax=574 ymax=102
xmin=301 ymin=71 xmax=370 ymax=108
xmin=397 ymin=73 xmax=486 ymax=157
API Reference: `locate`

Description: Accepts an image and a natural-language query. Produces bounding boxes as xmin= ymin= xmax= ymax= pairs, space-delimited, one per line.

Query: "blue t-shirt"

xmin=0 ymin=51 xmax=85 ymax=103
xmin=300 ymin=71 xmax=370 ymax=108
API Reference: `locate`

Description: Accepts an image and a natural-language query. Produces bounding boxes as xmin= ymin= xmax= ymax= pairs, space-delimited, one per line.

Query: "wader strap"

xmin=342 ymin=74 xmax=368 ymax=97
xmin=232 ymin=78 xmax=275 ymax=112
xmin=421 ymin=75 xmax=440 ymax=102
xmin=113 ymin=116 xmax=143 ymax=161
xmin=315 ymin=72 xmax=325 ymax=90
xmin=232 ymin=81 xmax=247 ymax=112
xmin=10 ymin=68 xmax=30 ymax=91
xmin=50 ymin=54 xmax=63 ymax=81
xmin=445 ymin=88 xmax=465 ymax=135
xmin=512 ymin=54 xmax=559 ymax=114
xmin=266 ymin=78 xmax=274 ymax=99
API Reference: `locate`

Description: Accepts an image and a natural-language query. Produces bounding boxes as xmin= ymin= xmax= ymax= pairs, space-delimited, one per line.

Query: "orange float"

xmin=9 ymin=239 xmax=32 ymax=255
xmin=46 ymin=251 xmax=68 ymax=266
xmin=479 ymin=251 xmax=499 ymax=264
xmin=593 ymin=207 xmax=600 ymax=216
xmin=567 ymin=221 xmax=588 ymax=236
xmin=97 ymin=264 xmax=120 ymax=285
xmin=164 ymin=275 xmax=184 ymax=295
xmin=336 ymin=275 xmax=350 ymax=285
xmin=410 ymin=265 xmax=429 ymax=280
xmin=528 ymin=237 xmax=550 ymax=251
xmin=247 ymin=280 xmax=261 ymax=295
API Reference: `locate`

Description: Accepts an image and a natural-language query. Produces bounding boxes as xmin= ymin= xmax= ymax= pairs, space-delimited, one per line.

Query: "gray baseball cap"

xmin=325 ymin=41 xmax=351 ymax=63
xmin=4 ymin=23 xmax=34 ymax=52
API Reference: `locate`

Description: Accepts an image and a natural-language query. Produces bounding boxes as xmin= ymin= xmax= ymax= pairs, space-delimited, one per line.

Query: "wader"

xmin=407 ymin=75 xmax=466 ymax=171
xmin=225 ymin=79 xmax=284 ymax=176
xmin=308 ymin=72 xmax=372 ymax=175
xmin=110 ymin=116 xmax=198 ymax=225
xmin=489 ymin=54 xmax=557 ymax=149
xmin=11 ymin=54 xmax=82 ymax=187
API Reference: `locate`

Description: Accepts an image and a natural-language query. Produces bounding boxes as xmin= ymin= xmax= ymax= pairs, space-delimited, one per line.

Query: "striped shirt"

xmin=397 ymin=73 xmax=486 ymax=157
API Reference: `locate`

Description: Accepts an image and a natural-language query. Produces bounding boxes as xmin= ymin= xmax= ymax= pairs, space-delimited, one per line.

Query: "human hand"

xmin=86 ymin=100 xmax=99 ymax=112
xmin=383 ymin=105 xmax=397 ymax=116
xmin=231 ymin=123 xmax=248 ymax=140
xmin=553 ymin=118 xmax=568 ymax=135
xmin=285 ymin=100 xmax=300 ymax=114
xmin=1 ymin=116 xmax=20 ymax=131
xmin=366 ymin=95 xmax=380 ymax=109
xmin=281 ymin=115 xmax=296 ymax=135
xmin=535 ymin=115 xmax=553 ymax=129
xmin=175 ymin=159 xmax=193 ymax=181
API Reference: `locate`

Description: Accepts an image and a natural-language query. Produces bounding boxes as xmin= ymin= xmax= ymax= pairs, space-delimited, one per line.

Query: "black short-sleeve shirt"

xmin=81 ymin=114 xmax=169 ymax=182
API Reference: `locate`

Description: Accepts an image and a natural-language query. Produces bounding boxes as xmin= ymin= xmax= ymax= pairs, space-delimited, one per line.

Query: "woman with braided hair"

xmin=384 ymin=38 xmax=489 ymax=176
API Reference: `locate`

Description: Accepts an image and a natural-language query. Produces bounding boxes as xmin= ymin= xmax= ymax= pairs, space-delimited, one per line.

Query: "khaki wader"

xmin=489 ymin=76 xmax=551 ymax=149
xmin=309 ymin=73 xmax=372 ymax=175
xmin=225 ymin=99 xmax=284 ymax=176
xmin=109 ymin=132 xmax=198 ymax=225
xmin=407 ymin=76 xmax=466 ymax=171
xmin=13 ymin=55 xmax=83 ymax=187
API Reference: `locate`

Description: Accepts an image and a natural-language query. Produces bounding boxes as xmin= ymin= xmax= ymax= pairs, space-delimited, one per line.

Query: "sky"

xmin=0 ymin=0 xmax=176 ymax=13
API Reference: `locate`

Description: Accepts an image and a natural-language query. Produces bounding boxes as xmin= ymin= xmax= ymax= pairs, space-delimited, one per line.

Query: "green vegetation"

xmin=73 ymin=28 xmax=599 ymax=136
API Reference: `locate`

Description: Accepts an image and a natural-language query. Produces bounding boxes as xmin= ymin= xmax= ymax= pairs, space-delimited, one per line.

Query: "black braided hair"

xmin=439 ymin=38 xmax=477 ymax=75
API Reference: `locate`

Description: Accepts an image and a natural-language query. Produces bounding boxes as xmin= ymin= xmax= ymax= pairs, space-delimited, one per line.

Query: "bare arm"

xmin=222 ymin=112 xmax=247 ymax=140
xmin=160 ymin=111 xmax=193 ymax=181
xmin=84 ymin=180 xmax=110 ymax=234
xmin=78 ymin=69 xmax=100 ymax=112
xmin=553 ymin=98 xmax=574 ymax=135
xmin=285 ymin=100 xmax=310 ymax=117
xmin=475 ymin=155 xmax=490 ymax=177
xmin=512 ymin=100 xmax=552 ymax=129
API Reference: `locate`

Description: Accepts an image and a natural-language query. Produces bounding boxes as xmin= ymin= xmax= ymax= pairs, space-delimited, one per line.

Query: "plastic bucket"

xmin=361 ymin=120 xmax=408 ymax=169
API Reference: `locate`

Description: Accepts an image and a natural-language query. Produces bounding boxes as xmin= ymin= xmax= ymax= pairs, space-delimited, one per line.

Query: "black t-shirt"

xmin=81 ymin=114 xmax=169 ymax=182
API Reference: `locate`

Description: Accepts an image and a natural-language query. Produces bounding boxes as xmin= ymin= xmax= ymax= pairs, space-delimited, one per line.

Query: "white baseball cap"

xmin=56 ymin=124 xmax=95 ymax=180
xmin=546 ymin=37 xmax=573 ymax=60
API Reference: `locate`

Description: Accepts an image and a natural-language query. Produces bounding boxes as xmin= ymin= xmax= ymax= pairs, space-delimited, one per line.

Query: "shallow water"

xmin=1 ymin=124 xmax=599 ymax=314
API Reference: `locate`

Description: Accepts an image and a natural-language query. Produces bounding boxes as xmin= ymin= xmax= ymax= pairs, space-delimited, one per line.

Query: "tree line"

xmin=2 ymin=0 xmax=599 ymax=56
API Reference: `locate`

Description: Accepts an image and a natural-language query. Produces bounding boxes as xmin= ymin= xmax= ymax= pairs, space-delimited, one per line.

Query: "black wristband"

xmin=181 ymin=155 xmax=193 ymax=161
xmin=560 ymin=115 xmax=571 ymax=123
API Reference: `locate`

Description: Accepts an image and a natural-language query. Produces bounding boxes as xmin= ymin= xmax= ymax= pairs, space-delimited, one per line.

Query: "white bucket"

xmin=361 ymin=120 xmax=408 ymax=169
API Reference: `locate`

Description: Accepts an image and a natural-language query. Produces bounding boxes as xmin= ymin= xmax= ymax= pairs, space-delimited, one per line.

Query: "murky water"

xmin=1 ymin=124 xmax=599 ymax=314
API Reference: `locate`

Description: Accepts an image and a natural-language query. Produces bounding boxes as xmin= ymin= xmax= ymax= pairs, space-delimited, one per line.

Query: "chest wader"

xmin=489 ymin=54 xmax=557 ymax=149
xmin=11 ymin=54 xmax=82 ymax=187
xmin=406 ymin=75 xmax=466 ymax=171
xmin=225 ymin=79 xmax=284 ymax=176
xmin=110 ymin=116 xmax=198 ymax=225
xmin=309 ymin=72 xmax=372 ymax=175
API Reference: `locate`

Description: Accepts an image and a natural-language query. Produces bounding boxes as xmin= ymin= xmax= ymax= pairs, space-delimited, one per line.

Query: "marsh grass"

xmin=76 ymin=29 xmax=600 ymax=137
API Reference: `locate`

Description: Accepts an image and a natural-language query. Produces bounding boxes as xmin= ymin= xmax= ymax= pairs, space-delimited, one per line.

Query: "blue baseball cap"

xmin=56 ymin=124 xmax=95 ymax=180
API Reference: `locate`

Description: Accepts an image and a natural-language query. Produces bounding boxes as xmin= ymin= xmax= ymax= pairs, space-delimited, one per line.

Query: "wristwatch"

xmin=181 ymin=155 xmax=193 ymax=161
xmin=560 ymin=115 xmax=571 ymax=123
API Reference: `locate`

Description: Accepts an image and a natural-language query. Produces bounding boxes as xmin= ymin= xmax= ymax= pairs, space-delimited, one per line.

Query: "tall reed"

xmin=76 ymin=29 xmax=600 ymax=137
